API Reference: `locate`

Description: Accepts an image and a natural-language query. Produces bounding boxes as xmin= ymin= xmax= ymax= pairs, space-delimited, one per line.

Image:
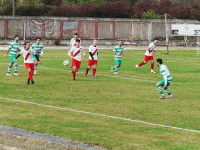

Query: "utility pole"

xmin=165 ymin=13 xmax=169 ymax=54
xmin=13 ymin=0 xmax=15 ymax=16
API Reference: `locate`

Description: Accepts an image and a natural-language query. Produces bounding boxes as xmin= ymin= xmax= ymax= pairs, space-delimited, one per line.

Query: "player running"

xmin=5 ymin=35 xmax=20 ymax=76
xmin=31 ymin=38 xmax=44 ymax=75
xmin=68 ymin=33 xmax=82 ymax=71
xmin=85 ymin=40 xmax=99 ymax=78
xmin=13 ymin=42 xmax=41 ymax=85
xmin=156 ymin=58 xmax=173 ymax=99
xmin=70 ymin=39 xmax=85 ymax=81
xmin=135 ymin=38 xmax=159 ymax=73
xmin=111 ymin=40 xmax=124 ymax=74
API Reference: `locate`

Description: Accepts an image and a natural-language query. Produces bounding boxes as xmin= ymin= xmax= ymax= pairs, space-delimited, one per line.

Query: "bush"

xmin=142 ymin=9 xmax=161 ymax=19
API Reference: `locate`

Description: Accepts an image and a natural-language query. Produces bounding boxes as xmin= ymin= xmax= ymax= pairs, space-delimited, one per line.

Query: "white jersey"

xmin=68 ymin=38 xmax=82 ymax=56
xmin=20 ymin=48 xmax=36 ymax=63
xmin=70 ymin=46 xmax=85 ymax=61
xmin=89 ymin=45 xmax=98 ymax=60
xmin=145 ymin=42 xmax=156 ymax=56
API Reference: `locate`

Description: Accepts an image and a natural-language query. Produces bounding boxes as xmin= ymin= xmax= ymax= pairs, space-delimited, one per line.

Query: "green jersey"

xmin=9 ymin=40 xmax=20 ymax=56
xmin=31 ymin=43 xmax=44 ymax=55
xmin=160 ymin=64 xmax=172 ymax=84
xmin=113 ymin=45 xmax=123 ymax=60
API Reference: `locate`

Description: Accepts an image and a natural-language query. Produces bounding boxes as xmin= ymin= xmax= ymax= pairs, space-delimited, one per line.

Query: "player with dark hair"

xmin=13 ymin=42 xmax=41 ymax=85
xmin=136 ymin=38 xmax=159 ymax=73
xmin=68 ymin=33 xmax=82 ymax=71
xmin=70 ymin=39 xmax=85 ymax=81
xmin=111 ymin=40 xmax=124 ymax=74
xmin=5 ymin=35 xmax=20 ymax=76
xmin=156 ymin=58 xmax=173 ymax=99
xmin=31 ymin=37 xmax=44 ymax=74
xmin=85 ymin=39 xmax=99 ymax=78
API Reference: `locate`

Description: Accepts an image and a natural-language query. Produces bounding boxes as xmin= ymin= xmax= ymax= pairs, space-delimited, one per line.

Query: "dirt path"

xmin=0 ymin=125 xmax=104 ymax=150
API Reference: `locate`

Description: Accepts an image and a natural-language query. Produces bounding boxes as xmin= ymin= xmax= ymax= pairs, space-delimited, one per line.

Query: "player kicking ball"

xmin=156 ymin=58 xmax=173 ymax=99
xmin=85 ymin=40 xmax=98 ymax=78
xmin=111 ymin=40 xmax=124 ymax=74
xmin=13 ymin=42 xmax=41 ymax=85
xmin=136 ymin=38 xmax=159 ymax=73
xmin=70 ymin=39 xmax=85 ymax=81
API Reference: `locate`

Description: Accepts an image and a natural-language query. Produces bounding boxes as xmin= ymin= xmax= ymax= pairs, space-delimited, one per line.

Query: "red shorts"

xmin=25 ymin=63 xmax=34 ymax=70
xmin=88 ymin=59 xmax=98 ymax=66
xmin=72 ymin=59 xmax=81 ymax=68
xmin=144 ymin=55 xmax=154 ymax=61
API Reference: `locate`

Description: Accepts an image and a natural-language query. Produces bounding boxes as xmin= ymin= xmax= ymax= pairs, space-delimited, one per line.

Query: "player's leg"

xmin=136 ymin=55 xmax=148 ymax=70
xmin=14 ymin=62 xmax=19 ymax=76
xmin=92 ymin=60 xmax=98 ymax=78
xmin=7 ymin=56 xmax=15 ymax=76
xmin=30 ymin=63 xmax=35 ymax=84
xmin=111 ymin=59 xmax=118 ymax=72
xmin=164 ymin=82 xmax=173 ymax=98
xmin=85 ymin=60 xmax=92 ymax=77
xmin=25 ymin=63 xmax=33 ymax=85
xmin=73 ymin=65 xmax=77 ymax=80
xmin=33 ymin=55 xmax=38 ymax=74
xmin=150 ymin=57 xmax=156 ymax=73
xmin=156 ymin=80 xmax=165 ymax=99
xmin=92 ymin=65 xmax=97 ymax=78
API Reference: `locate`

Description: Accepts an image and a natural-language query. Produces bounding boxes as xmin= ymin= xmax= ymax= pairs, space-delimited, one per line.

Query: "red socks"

xmin=70 ymin=64 xmax=73 ymax=69
xmin=73 ymin=70 xmax=76 ymax=80
xmin=151 ymin=63 xmax=154 ymax=70
xmin=86 ymin=67 xmax=89 ymax=73
xmin=29 ymin=71 xmax=33 ymax=80
xmin=93 ymin=68 xmax=96 ymax=76
xmin=139 ymin=62 xmax=145 ymax=66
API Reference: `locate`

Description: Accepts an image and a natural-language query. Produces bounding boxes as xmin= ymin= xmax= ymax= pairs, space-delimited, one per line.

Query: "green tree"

xmin=142 ymin=9 xmax=161 ymax=19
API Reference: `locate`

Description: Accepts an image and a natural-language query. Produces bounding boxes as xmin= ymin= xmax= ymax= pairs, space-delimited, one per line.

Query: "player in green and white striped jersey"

xmin=5 ymin=35 xmax=20 ymax=76
xmin=156 ymin=59 xmax=173 ymax=99
xmin=111 ymin=40 xmax=124 ymax=74
xmin=31 ymin=38 xmax=44 ymax=74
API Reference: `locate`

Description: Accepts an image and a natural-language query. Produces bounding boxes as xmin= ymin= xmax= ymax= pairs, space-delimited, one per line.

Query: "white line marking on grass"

xmin=0 ymin=63 xmax=199 ymax=84
xmin=0 ymin=97 xmax=200 ymax=134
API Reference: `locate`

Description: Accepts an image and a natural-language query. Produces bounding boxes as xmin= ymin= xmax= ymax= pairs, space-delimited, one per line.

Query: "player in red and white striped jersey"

xmin=13 ymin=42 xmax=41 ymax=85
xmin=70 ymin=39 xmax=85 ymax=81
xmin=136 ymin=38 xmax=159 ymax=73
xmin=85 ymin=40 xmax=98 ymax=78
xmin=68 ymin=33 xmax=82 ymax=70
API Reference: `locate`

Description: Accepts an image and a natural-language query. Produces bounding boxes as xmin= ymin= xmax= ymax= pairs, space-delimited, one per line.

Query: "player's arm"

xmin=161 ymin=70 xmax=168 ymax=88
xmin=89 ymin=46 xmax=94 ymax=60
xmin=121 ymin=51 xmax=124 ymax=56
xmin=82 ymin=49 xmax=85 ymax=62
xmin=5 ymin=48 xmax=10 ymax=58
xmin=68 ymin=44 xmax=72 ymax=54
xmin=34 ymin=54 xmax=41 ymax=64
xmin=147 ymin=46 xmax=151 ymax=53
xmin=70 ymin=47 xmax=73 ymax=59
xmin=13 ymin=54 xmax=21 ymax=62
xmin=40 ymin=46 xmax=44 ymax=58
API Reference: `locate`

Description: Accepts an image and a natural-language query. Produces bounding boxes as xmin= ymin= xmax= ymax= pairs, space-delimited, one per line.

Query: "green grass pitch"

xmin=0 ymin=48 xmax=199 ymax=149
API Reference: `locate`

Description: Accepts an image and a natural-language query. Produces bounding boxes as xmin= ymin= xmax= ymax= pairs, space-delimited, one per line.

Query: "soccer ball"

xmin=63 ymin=60 xmax=70 ymax=66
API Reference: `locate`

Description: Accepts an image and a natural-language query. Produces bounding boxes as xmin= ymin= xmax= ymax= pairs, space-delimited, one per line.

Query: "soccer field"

xmin=0 ymin=48 xmax=199 ymax=149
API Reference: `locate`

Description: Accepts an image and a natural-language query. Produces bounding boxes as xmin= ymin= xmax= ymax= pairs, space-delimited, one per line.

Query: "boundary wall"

xmin=0 ymin=16 xmax=200 ymax=45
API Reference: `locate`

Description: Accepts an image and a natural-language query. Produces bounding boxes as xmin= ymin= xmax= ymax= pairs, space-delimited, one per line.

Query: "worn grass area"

xmin=0 ymin=49 xmax=199 ymax=149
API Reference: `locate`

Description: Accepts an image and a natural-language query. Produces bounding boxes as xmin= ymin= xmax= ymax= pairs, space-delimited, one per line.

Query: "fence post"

xmin=78 ymin=21 xmax=81 ymax=38
xmin=4 ymin=20 xmax=8 ymax=40
xmin=113 ymin=21 xmax=115 ymax=40
xmin=60 ymin=20 xmax=63 ymax=40
xmin=95 ymin=21 xmax=98 ymax=39
xmin=41 ymin=20 xmax=45 ymax=39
